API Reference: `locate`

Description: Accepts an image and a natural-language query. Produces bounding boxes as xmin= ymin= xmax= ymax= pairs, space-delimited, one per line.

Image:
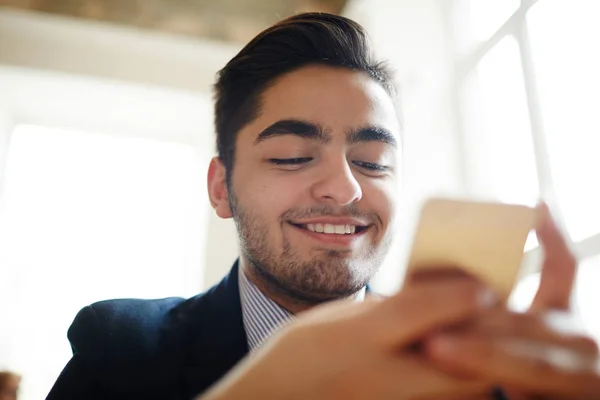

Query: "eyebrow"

xmin=254 ymin=120 xmax=331 ymax=145
xmin=254 ymin=119 xmax=397 ymax=148
xmin=347 ymin=126 xmax=397 ymax=148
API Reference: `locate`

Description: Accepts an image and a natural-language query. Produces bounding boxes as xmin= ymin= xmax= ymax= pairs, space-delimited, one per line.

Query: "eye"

xmin=352 ymin=160 xmax=390 ymax=173
xmin=268 ymin=157 xmax=313 ymax=171
xmin=268 ymin=157 xmax=313 ymax=168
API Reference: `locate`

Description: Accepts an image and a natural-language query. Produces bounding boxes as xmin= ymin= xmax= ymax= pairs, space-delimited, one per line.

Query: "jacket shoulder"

xmin=68 ymin=297 xmax=184 ymax=360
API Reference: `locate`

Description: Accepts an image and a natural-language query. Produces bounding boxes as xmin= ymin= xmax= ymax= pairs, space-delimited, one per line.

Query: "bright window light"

xmin=456 ymin=0 xmax=600 ymax=352
xmin=0 ymin=124 xmax=206 ymax=400
xmin=528 ymin=0 xmax=600 ymax=242
xmin=575 ymin=255 xmax=600 ymax=340
xmin=468 ymin=0 xmax=520 ymax=41
xmin=463 ymin=36 xmax=540 ymax=208
xmin=510 ymin=255 xmax=600 ymax=342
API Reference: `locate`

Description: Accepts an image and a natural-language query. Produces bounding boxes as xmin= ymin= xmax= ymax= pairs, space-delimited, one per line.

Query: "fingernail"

xmin=477 ymin=289 xmax=499 ymax=309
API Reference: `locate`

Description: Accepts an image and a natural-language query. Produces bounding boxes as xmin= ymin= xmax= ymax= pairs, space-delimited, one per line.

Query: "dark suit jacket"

xmin=47 ymin=262 xmax=248 ymax=400
xmin=48 ymin=261 xmax=508 ymax=400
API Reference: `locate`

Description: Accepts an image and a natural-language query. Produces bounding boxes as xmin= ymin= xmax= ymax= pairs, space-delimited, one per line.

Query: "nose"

xmin=311 ymin=157 xmax=362 ymax=206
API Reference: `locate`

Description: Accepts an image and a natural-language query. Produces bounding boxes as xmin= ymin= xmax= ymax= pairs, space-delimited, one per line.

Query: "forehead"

xmin=245 ymin=65 xmax=400 ymax=140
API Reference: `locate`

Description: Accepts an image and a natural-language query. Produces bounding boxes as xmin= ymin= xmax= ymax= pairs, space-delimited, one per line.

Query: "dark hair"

xmin=213 ymin=12 xmax=395 ymax=183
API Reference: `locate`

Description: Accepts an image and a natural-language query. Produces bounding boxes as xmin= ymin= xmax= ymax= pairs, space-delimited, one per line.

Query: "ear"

xmin=207 ymin=157 xmax=233 ymax=219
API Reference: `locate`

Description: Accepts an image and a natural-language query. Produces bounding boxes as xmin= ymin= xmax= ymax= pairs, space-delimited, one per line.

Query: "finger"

xmin=319 ymin=352 xmax=492 ymax=399
xmin=367 ymin=278 xmax=499 ymax=349
xmin=464 ymin=310 xmax=599 ymax=356
xmin=426 ymin=332 xmax=600 ymax=398
xmin=407 ymin=266 xmax=482 ymax=285
xmin=439 ymin=396 xmax=495 ymax=400
xmin=531 ymin=202 xmax=577 ymax=312
xmin=382 ymin=354 xmax=493 ymax=399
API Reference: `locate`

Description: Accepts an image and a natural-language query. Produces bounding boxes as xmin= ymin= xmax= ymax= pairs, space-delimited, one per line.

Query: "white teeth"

xmin=334 ymin=225 xmax=346 ymax=234
xmin=302 ymin=223 xmax=359 ymax=235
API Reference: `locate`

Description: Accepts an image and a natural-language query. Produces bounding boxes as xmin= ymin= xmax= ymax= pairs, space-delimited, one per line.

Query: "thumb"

xmin=530 ymin=203 xmax=577 ymax=312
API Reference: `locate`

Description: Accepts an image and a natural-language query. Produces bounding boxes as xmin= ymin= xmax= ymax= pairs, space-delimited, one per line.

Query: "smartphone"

xmin=405 ymin=198 xmax=540 ymax=299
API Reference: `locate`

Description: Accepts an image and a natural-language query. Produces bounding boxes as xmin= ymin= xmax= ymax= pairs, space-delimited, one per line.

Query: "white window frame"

xmin=447 ymin=0 xmax=600 ymax=275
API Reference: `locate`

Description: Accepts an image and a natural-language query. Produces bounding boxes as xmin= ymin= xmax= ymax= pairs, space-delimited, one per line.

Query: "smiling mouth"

xmin=290 ymin=222 xmax=369 ymax=235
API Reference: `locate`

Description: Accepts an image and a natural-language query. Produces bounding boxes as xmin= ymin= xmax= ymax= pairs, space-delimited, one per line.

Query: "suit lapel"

xmin=182 ymin=262 xmax=248 ymax=398
xmin=162 ymin=261 xmax=249 ymax=399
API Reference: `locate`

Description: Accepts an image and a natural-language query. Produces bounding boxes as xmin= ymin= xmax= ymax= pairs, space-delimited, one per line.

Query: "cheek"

xmin=236 ymin=173 xmax=303 ymax=221
xmin=359 ymin=178 xmax=397 ymax=222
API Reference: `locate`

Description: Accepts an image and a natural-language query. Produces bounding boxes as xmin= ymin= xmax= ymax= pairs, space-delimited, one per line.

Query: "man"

xmin=48 ymin=12 xmax=600 ymax=400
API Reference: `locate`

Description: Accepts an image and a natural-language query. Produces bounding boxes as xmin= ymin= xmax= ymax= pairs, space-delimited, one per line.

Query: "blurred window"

xmin=454 ymin=0 xmax=600 ymax=339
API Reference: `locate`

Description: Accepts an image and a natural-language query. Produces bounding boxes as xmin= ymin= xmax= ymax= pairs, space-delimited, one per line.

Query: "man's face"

xmin=222 ymin=65 xmax=400 ymax=303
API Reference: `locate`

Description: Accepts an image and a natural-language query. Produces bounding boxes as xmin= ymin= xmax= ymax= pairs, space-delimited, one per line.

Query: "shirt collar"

xmin=238 ymin=265 xmax=366 ymax=352
xmin=238 ymin=266 xmax=293 ymax=352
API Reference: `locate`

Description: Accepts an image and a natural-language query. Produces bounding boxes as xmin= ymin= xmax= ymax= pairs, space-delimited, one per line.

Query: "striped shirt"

xmin=238 ymin=266 xmax=294 ymax=351
xmin=238 ymin=265 xmax=366 ymax=352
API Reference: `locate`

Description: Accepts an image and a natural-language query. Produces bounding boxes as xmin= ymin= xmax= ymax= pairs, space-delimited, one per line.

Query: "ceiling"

xmin=0 ymin=0 xmax=348 ymax=43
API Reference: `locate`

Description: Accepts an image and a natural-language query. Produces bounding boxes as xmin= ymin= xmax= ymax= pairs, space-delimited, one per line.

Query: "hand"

xmin=424 ymin=204 xmax=600 ymax=399
xmin=425 ymin=309 xmax=600 ymax=399
xmin=199 ymin=277 xmax=499 ymax=400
